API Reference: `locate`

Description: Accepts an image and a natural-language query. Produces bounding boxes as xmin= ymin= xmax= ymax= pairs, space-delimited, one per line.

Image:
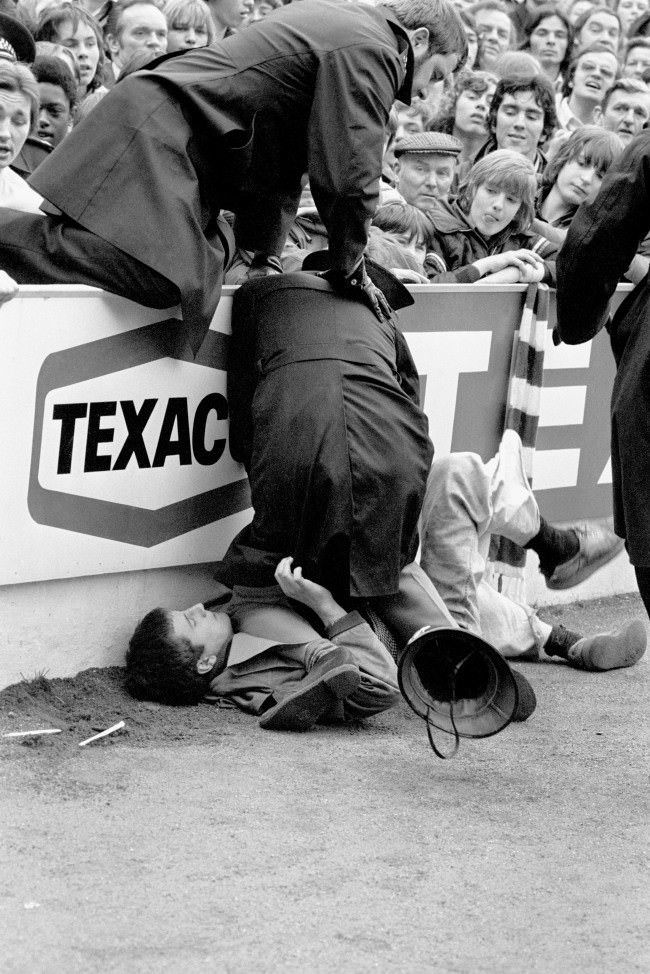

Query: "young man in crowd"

xmin=0 ymin=0 xmax=467 ymax=356
xmin=479 ymin=73 xmax=557 ymax=172
xmin=596 ymin=77 xmax=650 ymax=146
xmin=32 ymin=55 xmax=76 ymax=148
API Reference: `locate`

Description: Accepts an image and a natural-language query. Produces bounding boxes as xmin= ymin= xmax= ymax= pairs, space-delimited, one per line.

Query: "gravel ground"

xmin=1 ymin=594 xmax=648 ymax=974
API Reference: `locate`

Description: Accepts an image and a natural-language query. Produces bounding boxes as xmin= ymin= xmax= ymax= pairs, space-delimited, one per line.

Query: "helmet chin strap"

xmin=425 ymin=653 xmax=465 ymax=760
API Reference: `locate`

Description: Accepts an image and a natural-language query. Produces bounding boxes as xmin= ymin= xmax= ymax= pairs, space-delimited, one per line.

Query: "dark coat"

xmin=216 ymin=274 xmax=433 ymax=602
xmin=30 ymin=0 xmax=414 ymax=354
xmin=557 ymin=129 xmax=650 ymax=566
xmin=424 ymin=198 xmax=556 ymax=283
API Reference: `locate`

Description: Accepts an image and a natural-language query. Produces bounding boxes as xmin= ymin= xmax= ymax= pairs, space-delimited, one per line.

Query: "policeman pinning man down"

xmin=0 ymin=0 xmax=467 ymax=354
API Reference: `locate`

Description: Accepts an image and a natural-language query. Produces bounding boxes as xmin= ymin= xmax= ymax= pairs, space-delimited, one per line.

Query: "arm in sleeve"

xmin=556 ymin=131 xmax=650 ymax=344
xmin=307 ymin=44 xmax=401 ymax=277
xmin=226 ymin=283 xmax=259 ymax=470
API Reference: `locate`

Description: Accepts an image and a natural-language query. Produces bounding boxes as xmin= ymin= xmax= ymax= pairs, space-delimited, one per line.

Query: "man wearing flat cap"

xmin=0 ymin=0 xmax=467 ymax=355
xmin=390 ymin=131 xmax=462 ymax=211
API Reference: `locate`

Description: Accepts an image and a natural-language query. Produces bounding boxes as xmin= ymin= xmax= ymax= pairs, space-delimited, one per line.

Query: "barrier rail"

xmin=0 ymin=283 xmax=635 ymax=688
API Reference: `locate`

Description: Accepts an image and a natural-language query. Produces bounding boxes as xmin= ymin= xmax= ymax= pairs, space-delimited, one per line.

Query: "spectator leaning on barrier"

xmin=535 ymin=125 xmax=623 ymax=233
xmin=32 ymin=53 xmax=76 ymax=147
xmin=476 ymin=72 xmax=556 ymax=172
xmin=0 ymin=0 xmax=468 ymax=356
xmin=371 ymin=200 xmax=434 ymax=271
xmin=424 ymin=149 xmax=556 ymax=282
xmin=595 ymin=76 xmax=650 ymax=144
xmin=534 ymin=123 xmax=650 ymax=281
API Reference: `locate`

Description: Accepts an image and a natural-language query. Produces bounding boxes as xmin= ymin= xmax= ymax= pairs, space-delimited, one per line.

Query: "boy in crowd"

xmin=32 ymin=55 xmax=76 ymax=148
xmin=478 ymin=73 xmax=557 ymax=172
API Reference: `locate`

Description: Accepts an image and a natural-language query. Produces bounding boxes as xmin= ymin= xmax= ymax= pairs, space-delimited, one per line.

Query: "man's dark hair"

xmin=573 ymin=4 xmax=621 ymax=48
xmin=524 ymin=6 xmax=573 ymax=79
xmin=562 ymin=41 xmax=619 ymax=98
xmin=488 ymin=73 xmax=557 ymax=143
xmin=382 ymin=0 xmax=469 ymax=68
xmin=35 ymin=3 xmax=106 ymax=92
xmin=32 ymin=54 xmax=77 ymax=109
xmin=625 ymin=36 xmax=650 ymax=57
xmin=601 ymin=75 xmax=649 ymax=112
xmin=539 ymin=125 xmax=622 ymax=203
xmin=429 ymin=67 xmax=497 ymax=132
xmin=125 ymin=607 xmax=209 ymax=705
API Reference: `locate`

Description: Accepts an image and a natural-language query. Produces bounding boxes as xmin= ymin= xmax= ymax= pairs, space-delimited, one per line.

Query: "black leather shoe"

xmin=259 ymin=649 xmax=360 ymax=731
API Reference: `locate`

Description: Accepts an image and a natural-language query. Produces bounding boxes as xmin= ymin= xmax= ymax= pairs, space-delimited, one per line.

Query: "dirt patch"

xmin=0 ymin=666 xmax=247 ymax=750
xmin=1 ymin=593 xmax=645 ymax=751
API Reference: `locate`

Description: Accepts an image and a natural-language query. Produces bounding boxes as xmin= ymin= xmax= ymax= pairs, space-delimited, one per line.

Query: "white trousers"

xmin=419 ymin=432 xmax=552 ymax=659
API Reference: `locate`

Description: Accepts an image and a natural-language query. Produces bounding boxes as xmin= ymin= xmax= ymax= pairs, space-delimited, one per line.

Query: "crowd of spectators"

xmin=0 ymin=0 xmax=648 ymax=285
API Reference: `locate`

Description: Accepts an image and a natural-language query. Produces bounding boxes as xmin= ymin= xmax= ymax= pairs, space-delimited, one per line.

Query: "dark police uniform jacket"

xmin=215 ymin=273 xmax=433 ymax=603
xmin=30 ymin=0 xmax=414 ymax=354
xmin=557 ymin=129 xmax=650 ymax=565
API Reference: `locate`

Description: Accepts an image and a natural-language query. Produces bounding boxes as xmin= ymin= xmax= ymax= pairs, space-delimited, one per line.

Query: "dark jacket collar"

xmin=377 ymin=5 xmax=414 ymax=104
xmin=429 ymin=196 xmax=535 ymax=247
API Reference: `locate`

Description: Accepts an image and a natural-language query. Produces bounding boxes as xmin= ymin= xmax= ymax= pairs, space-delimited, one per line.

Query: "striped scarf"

xmin=486 ymin=282 xmax=549 ymax=603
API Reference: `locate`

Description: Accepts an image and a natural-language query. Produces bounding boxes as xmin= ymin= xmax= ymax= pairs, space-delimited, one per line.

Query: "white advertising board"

xmin=0 ymin=286 xmax=252 ymax=585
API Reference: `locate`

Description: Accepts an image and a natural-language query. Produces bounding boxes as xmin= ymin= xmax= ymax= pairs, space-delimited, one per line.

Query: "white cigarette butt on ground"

xmin=2 ymin=728 xmax=62 ymax=738
xmin=78 ymin=721 xmax=125 ymax=747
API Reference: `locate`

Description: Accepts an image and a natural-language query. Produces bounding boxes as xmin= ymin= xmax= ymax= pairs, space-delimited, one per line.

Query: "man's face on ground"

xmin=494 ymin=89 xmax=545 ymax=160
xmin=168 ymin=604 xmax=233 ymax=671
xmin=109 ymin=3 xmax=168 ymax=67
xmin=601 ymin=89 xmax=650 ymax=143
xmin=396 ymin=152 xmax=457 ymax=207
xmin=475 ymin=9 xmax=512 ymax=69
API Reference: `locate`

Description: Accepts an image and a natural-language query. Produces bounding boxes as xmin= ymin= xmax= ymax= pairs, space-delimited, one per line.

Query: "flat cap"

xmin=394 ymin=132 xmax=462 ymax=158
